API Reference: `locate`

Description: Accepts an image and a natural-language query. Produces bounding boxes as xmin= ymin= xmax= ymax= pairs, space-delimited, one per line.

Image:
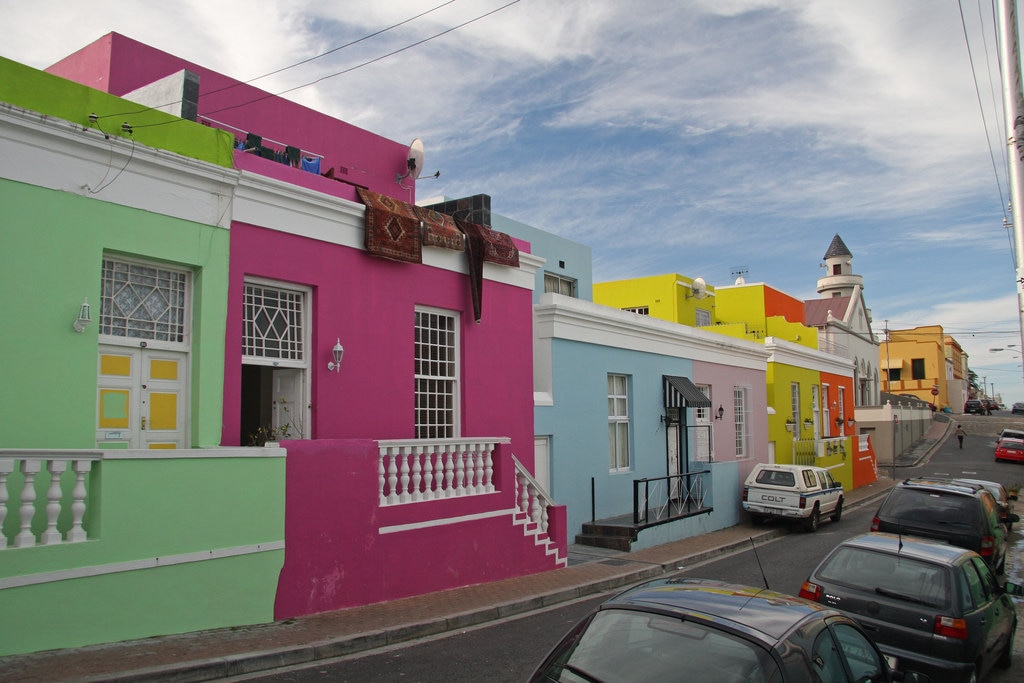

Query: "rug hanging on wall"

xmin=357 ymin=187 xmax=422 ymax=263
xmin=455 ymin=218 xmax=521 ymax=322
xmin=415 ymin=206 xmax=465 ymax=252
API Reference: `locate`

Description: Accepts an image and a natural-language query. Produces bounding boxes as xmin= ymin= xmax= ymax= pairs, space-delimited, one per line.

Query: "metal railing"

xmin=633 ymin=469 xmax=712 ymax=527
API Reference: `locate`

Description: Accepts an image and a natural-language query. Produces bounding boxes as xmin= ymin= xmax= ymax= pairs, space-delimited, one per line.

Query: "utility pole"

xmin=998 ymin=0 xmax=1024 ymax=384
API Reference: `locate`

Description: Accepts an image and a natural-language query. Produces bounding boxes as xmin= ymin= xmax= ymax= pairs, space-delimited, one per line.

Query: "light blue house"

xmin=436 ymin=196 xmax=771 ymax=552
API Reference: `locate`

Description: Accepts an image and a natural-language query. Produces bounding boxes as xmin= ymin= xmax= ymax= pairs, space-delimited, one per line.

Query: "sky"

xmin=4 ymin=0 xmax=1024 ymax=402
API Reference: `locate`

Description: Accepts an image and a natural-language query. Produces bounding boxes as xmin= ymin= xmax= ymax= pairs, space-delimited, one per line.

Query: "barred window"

xmin=415 ymin=308 xmax=459 ymax=439
xmin=243 ymin=282 xmax=305 ymax=362
xmin=608 ymin=374 xmax=630 ymax=471
xmin=623 ymin=306 xmax=650 ymax=315
xmin=695 ymin=308 xmax=711 ymax=326
xmin=100 ymin=258 xmax=189 ymax=342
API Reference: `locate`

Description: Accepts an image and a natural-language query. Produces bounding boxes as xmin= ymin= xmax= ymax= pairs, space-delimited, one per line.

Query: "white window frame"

xmin=99 ymin=256 xmax=192 ymax=350
xmin=242 ymin=278 xmax=310 ymax=369
xmin=822 ymin=383 xmax=831 ymax=435
xmin=695 ymin=308 xmax=711 ymax=327
xmin=544 ymin=272 xmax=578 ymax=297
xmin=608 ymin=373 xmax=631 ymax=472
xmin=734 ymin=386 xmax=749 ymax=458
xmin=695 ymin=384 xmax=713 ymax=461
xmin=838 ymin=386 xmax=846 ymax=429
xmin=790 ymin=382 xmax=801 ymax=427
xmin=415 ymin=306 xmax=461 ymax=439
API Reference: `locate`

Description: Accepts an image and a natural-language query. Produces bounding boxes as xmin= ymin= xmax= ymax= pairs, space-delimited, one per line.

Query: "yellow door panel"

xmin=149 ymin=359 xmax=179 ymax=380
xmin=148 ymin=392 xmax=178 ymax=430
xmin=148 ymin=443 xmax=178 ymax=449
xmin=100 ymin=354 xmax=132 ymax=376
xmin=99 ymin=389 xmax=131 ymax=429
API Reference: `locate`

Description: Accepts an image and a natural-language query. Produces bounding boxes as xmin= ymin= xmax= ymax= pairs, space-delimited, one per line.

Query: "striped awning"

xmin=663 ymin=375 xmax=712 ymax=409
xmin=880 ymin=358 xmax=903 ymax=370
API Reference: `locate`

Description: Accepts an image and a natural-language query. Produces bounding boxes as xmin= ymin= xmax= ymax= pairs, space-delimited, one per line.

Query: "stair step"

xmin=574 ymin=533 xmax=633 ymax=552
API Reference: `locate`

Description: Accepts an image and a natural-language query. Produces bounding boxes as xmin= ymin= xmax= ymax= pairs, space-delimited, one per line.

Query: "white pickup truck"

xmin=741 ymin=463 xmax=843 ymax=532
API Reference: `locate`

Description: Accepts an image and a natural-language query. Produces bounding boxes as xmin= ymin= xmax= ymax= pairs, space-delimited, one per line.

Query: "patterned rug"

xmin=455 ymin=218 xmax=520 ymax=321
xmin=357 ymin=188 xmax=422 ymax=263
xmin=415 ymin=206 xmax=465 ymax=252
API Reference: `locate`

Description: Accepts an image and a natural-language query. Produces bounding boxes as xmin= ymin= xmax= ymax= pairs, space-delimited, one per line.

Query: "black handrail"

xmin=633 ymin=469 xmax=712 ymax=526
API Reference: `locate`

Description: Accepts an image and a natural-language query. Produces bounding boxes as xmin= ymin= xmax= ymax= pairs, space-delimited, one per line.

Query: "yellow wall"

xmin=593 ymin=273 xmax=716 ymax=327
xmin=880 ymin=325 xmax=947 ymax=408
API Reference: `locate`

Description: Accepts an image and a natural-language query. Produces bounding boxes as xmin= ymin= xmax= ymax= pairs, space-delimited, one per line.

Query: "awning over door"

xmin=663 ymin=375 xmax=712 ymax=409
xmin=880 ymin=358 xmax=903 ymax=369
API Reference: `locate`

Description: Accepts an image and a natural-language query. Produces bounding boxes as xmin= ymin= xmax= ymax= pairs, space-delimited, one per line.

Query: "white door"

xmin=272 ymin=368 xmax=307 ymax=439
xmin=97 ymin=345 xmax=188 ymax=449
xmin=533 ymin=436 xmax=551 ymax=494
xmin=668 ymin=423 xmax=682 ymax=499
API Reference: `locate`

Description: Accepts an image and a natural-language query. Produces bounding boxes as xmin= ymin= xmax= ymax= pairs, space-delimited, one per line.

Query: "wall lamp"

xmin=715 ymin=405 xmax=724 ymax=420
xmin=327 ymin=338 xmax=344 ymax=372
xmin=72 ymin=297 xmax=92 ymax=333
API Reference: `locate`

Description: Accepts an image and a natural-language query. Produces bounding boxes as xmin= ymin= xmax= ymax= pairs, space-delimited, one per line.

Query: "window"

xmin=623 ymin=306 xmax=649 ymax=315
xmin=243 ymin=282 xmax=305 ymax=362
xmin=790 ymin=382 xmax=801 ymax=426
xmin=695 ymin=384 xmax=712 ymax=461
xmin=695 ymin=308 xmax=711 ymax=326
xmin=838 ymin=387 xmax=846 ymax=428
xmin=415 ymin=308 xmax=460 ymax=439
xmin=100 ymin=258 xmax=189 ymax=343
xmin=608 ymin=374 xmax=630 ymax=471
xmin=544 ymin=272 xmax=577 ymax=297
xmin=887 ymin=368 xmax=901 ymax=382
xmin=911 ymin=358 xmax=926 ymax=380
xmin=822 ymin=384 xmax=831 ymax=433
xmin=734 ymin=386 xmax=748 ymax=457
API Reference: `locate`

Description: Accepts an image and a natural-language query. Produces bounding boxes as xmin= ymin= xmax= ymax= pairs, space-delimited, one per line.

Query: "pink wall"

xmin=274 ymin=440 xmax=563 ymax=619
xmin=223 ymin=223 xmax=536 ymax=467
xmin=47 ymin=32 xmax=410 ymax=200
xmin=693 ymin=361 xmax=769 ymax=487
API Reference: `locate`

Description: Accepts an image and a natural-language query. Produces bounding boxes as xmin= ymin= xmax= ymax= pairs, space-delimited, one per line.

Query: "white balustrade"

xmin=0 ymin=451 xmax=98 ymax=550
xmin=512 ymin=454 xmax=554 ymax=535
xmin=377 ymin=439 xmax=504 ymax=506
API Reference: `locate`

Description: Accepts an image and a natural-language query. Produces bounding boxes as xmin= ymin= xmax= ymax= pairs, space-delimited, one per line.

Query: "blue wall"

xmin=492 ymin=214 xmax=593 ymax=302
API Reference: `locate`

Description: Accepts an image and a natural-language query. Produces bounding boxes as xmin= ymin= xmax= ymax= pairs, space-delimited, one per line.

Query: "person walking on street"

xmin=955 ymin=424 xmax=966 ymax=449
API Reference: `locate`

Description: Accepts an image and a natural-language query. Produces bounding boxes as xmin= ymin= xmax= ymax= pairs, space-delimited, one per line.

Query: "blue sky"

xmin=5 ymin=0 xmax=1024 ymax=401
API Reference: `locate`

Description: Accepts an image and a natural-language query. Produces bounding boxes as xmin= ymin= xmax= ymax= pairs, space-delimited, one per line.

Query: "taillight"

xmin=799 ymin=581 xmax=822 ymax=601
xmin=870 ymin=517 xmax=880 ymax=531
xmin=799 ymin=496 xmax=807 ymax=509
xmin=934 ymin=616 xmax=969 ymax=639
xmin=980 ymin=535 xmax=994 ymax=557
xmin=742 ymin=487 xmax=748 ymax=502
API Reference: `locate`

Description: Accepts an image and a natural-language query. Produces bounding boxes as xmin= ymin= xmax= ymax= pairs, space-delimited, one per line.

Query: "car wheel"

xmin=803 ymin=505 xmax=820 ymax=533
xmin=830 ymin=498 xmax=843 ymax=523
xmin=998 ymin=621 xmax=1016 ymax=669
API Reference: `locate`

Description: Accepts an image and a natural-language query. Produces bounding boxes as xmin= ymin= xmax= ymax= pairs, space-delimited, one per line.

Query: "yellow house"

xmin=880 ymin=325 xmax=959 ymax=411
xmin=592 ymin=273 xmax=717 ymax=327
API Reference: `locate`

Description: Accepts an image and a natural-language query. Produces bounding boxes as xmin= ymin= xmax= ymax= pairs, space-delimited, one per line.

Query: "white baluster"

xmin=378 ymin=451 xmax=387 ymax=505
xmin=530 ymin=483 xmax=542 ymax=526
xmin=443 ymin=449 xmax=455 ymax=497
xmin=67 ymin=460 xmax=91 ymax=543
xmin=387 ymin=448 xmax=399 ymax=505
xmin=472 ymin=444 xmax=484 ymax=494
xmin=519 ymin=473 xmax=531 ymax=516
xmin=14 ymin=460 xmax=42 ymax=548
xmin=540 ymin=501 xmax=549 ymax=534
xmin=454 ymin=445 xmax=466 ymax=496
xmin=483 ymin=443 xmax=494 ymax=493
xmin=41 ymin=460 xmax=68 ymax=545
xmin=411 ymin=446 xmax=423 ymax=502
xmin=0 ymin=458 xmax=13 ymax=549
xmin=399 ymin=447 xmax=412 ymax=503
xmin=422 ymin=446 xmax=435 ymax=500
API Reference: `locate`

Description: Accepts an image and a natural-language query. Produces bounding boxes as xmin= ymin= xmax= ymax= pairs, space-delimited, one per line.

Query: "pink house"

xmin=50 ymin=33 xmax=566 ymax=619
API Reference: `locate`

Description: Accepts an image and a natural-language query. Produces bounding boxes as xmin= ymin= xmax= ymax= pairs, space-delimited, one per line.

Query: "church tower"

xmin=817 ymin=234 xmax=863 ymax=298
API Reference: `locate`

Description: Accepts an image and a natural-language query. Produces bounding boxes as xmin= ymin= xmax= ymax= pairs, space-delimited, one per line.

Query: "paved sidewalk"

xmin=0 ymin=474 xmax=904 ymax=683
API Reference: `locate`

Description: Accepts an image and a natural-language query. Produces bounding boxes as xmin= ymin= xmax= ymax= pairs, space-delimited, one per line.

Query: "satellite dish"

xmin=396 ymin=138 xmax=425 ymax=183
xmin=734 ymin=275 xmax=746 ymax=285
xmin=690 ymin=277 xmax=708 ymax=299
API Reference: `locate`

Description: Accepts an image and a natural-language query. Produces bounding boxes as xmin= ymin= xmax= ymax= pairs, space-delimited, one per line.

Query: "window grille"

xmin=734 ymin=387 xmax=749 ymax=457
xmin=415 ymin=308 xmax=459 ymax=439
xmin=608 ymin=374 xmax=630 ymax=471
xmin=100 ymin=258 xmax=188 ymax=342
xmin=695 ymin=308 xmax=711 ymax=326
xmin=243 ymin=283 xmax=305 ymax=361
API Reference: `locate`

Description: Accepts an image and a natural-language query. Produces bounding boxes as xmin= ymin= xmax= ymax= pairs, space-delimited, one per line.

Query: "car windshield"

xmin=999 ymin=441 xmax=1024 ymax=452
xmin=544 ymin=609 xmax=781 ymax=682
xmin=755 ymin=470 xmax=796 ymax=486
xmin=817 ymin=547 xmax=951 ymax=609
xmin=883 ymin=489 xmax=982 ymax=528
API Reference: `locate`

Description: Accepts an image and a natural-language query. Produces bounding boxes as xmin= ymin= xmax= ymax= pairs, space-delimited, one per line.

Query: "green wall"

xmin=0 ymin=454 xmax=285 ymax=656
xmin=0 ymin=56 xmax=233 ymax=168
xmin=0 ymin=180 xmax=229 ymax=449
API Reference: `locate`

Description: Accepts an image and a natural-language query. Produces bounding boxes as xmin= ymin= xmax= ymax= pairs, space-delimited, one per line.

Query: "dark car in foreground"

xmin=870 ymin=477 xmax=1014 ymax=573
xmin=954 ymin=478 xmax=1015 ymax=531
xmin=529 ymin=576 xmax=930 ymax=682
xmin=800 ymin=533 xmax=1016 ymax=683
